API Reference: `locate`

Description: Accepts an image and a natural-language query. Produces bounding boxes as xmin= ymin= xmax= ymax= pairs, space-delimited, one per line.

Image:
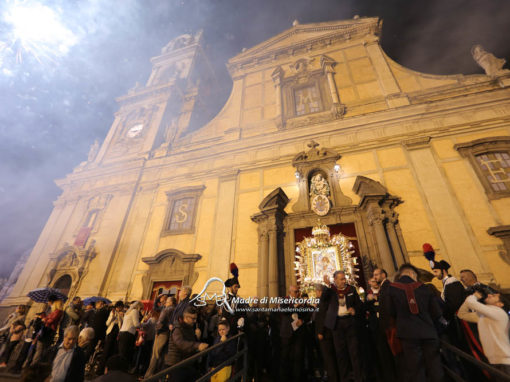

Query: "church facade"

xmin=3 ymin=17 xmax=510 ymax=312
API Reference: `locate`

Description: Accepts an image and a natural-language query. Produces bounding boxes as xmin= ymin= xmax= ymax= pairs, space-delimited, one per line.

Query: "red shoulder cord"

xmin=390 ymin=282 xmax=422 ymax=314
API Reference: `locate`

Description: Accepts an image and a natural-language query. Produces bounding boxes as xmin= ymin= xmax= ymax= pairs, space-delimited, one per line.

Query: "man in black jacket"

xmin=372 ymin=268 xmax=397 ymax=382
xmin=279 ymin=285 xmax=310 ymax=382
xmin=385 ymin=263 xmax=444 ymax=382
xmin=166 ymin=306 xmax=208 ymax=381
xmin=323 ymin=270 xmax=364 ymax=382
xmin=315 ymin=283 xmax=339 ymax=382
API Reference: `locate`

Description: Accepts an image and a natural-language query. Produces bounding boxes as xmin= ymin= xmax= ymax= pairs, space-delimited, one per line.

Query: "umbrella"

xmin=27 ymin=287 xmax=68 ymax=303
xmin=82 ymin=296 xmax=112 ymax=306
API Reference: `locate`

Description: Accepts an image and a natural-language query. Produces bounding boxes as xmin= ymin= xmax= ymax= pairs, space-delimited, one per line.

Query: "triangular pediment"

xmin=229 ymin=17 xmax=379 ymax=66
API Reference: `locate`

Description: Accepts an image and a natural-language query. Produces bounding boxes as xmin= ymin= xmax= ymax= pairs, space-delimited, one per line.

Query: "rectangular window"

xmin=475 ymin=152 xmax=510 ymax=192
xmin=455 ymin=137 xmax=510 ymax=200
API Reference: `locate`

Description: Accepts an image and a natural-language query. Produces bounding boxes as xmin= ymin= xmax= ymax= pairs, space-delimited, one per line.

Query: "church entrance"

xmin=251 ymin=141 xmax=409 ymax=298
xmin=149 ymin=280 xmax=182 ymax=301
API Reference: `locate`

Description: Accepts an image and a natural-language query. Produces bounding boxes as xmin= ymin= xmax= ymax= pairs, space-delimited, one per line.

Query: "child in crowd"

xmin=208 ymin=320 xmax=237 ymax=382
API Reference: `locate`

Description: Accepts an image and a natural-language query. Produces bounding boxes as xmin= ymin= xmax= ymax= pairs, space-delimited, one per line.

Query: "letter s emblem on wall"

xmin=174 ymin=203 xmax=188 ymax=223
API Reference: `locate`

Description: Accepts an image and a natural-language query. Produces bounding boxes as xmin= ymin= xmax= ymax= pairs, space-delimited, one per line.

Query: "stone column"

xmin=256 ymin=224 xmax=269 ymax=299
xmin=385 ymin=211 xmax=407 ymax=266
xmin=251 ymin=188 xmax=289 ymax=300
xmin=354 ymin=176 xmax=406 ymax=276
xmin=268 ymin=226 xmax=279 ymax=298
xmin=321 ymin=55 xmax=345 ymax=118
xmin=367 ymin=205 xmax=397 ymax=275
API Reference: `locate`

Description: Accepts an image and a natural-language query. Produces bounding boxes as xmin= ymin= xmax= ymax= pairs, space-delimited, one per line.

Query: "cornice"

xmin=115 ymin=82 xmax=177 ymax=107
xmin=165 ymin=87 xmax=510 ymax=159
xmin=56 ymin=158 xmax=145 ymax=188
xmin=227 ymin=18 xmax=379 ymax=74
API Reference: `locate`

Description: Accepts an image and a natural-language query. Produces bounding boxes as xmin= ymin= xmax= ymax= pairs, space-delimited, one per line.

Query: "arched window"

xmin=53 ymin=274 xmax=72 ymax=296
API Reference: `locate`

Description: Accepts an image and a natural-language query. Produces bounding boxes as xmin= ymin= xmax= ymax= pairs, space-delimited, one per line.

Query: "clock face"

xmin=126 ymin=123 xmax=144 ymax=138
xmin=311 ymin=194 xmax=330 ymax=216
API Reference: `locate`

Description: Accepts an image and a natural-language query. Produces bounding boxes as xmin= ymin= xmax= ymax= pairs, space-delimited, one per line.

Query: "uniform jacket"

xmin=385 ymin=275 xmax=443 ymax=340
xmin=442 ymin=276 xmax=467 ymax=321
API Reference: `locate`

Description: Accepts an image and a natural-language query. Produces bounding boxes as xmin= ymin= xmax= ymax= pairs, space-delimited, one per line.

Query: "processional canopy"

xmin=295 ymin=220 xmax=359 ymax=294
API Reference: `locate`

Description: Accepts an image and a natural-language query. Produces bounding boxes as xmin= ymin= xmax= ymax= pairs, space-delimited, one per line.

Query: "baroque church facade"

xmin=3 ymin=17 xmax=510 ymax=312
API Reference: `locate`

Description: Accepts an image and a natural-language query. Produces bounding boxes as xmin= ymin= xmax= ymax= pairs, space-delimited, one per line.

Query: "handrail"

xmin=440 ymin=339 xmax=510 ymax=382
xmin=143 ymin=332 xmax=245 ymax=382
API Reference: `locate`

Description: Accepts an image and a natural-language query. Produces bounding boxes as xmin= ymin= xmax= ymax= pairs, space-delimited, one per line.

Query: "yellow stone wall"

xmin=4 ymin=18 xmax=510 ymax=313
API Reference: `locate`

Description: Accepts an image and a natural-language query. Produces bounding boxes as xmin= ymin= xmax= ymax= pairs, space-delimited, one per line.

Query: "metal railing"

xmin=440 ymin=339 xmax=510 ymax=382
xmin=143 ymin=332 xmax=247 ymax=382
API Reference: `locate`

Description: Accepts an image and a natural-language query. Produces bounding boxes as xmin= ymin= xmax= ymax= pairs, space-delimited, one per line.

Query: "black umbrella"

xmin=27 ymin=287 xmax=68 ymax=303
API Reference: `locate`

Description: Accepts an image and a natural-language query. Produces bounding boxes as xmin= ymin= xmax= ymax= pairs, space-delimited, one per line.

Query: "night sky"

xmin=0 ymin=0 xmax=509 ymax=279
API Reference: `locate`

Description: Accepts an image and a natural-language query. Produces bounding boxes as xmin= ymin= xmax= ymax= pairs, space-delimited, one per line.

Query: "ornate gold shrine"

xmin=295 ymin=220 xmax=359 ymax=294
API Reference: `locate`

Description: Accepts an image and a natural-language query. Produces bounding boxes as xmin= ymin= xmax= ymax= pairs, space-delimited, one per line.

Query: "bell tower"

xmin=91 ymin=30 xmax=219 ymax=164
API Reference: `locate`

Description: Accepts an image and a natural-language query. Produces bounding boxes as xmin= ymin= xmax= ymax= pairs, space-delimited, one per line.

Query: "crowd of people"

xmin=0 ymin=243 xmax=509 ymax=382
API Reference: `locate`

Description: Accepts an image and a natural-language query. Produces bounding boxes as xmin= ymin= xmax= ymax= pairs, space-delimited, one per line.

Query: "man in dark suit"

xmin=372 ymin=268 xmax=397 ymax=382
xmin=279 ymin=285 xmax=309 ymax=382
xmin=166 ymin=306 xmax=209 ymax=381
xmin=323 ymin=270 xmax=364 ymax=382
xmin=315 ymin=283 xmax=339 ymax=382
xmin=49 ymin=325 xmax=86 ymax=382
xmin=384 ymin=263 xmax=444 ymax=382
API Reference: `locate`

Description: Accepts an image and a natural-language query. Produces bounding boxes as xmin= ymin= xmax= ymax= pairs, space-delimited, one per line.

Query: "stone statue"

xmin=310 ymin=173 xmax=330 ymax=197
xmin=162 ymin=34 xmax=194 ymax=53
xmin=87 ymin=140 xmax=99 ymax=161
xmin=471 ymin=45 xmax=508 ymax=77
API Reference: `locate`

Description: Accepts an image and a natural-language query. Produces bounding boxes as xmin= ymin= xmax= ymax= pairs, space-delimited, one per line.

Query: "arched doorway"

xmin=53 ymin=274 xmax=72 ymax=296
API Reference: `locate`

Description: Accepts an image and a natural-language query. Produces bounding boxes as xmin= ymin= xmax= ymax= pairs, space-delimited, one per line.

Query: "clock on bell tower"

xmin=92 ymin=30 xmax=221 ymax=165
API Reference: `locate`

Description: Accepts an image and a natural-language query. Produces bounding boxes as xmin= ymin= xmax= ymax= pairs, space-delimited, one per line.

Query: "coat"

xmin=208 ymin=334 xmax=237 ymax=367
xmin=92 ymin=307 xmax=110 ymax=341
xmin=48 ymin=345 xmax=86 ymax=382
xmin=323 ymin=284 xmax=363 ymax=331
xmin=166 ymin=322 xmax=200 ymax=366
xmin=385 ymin=275 xmax=443 ymax=340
